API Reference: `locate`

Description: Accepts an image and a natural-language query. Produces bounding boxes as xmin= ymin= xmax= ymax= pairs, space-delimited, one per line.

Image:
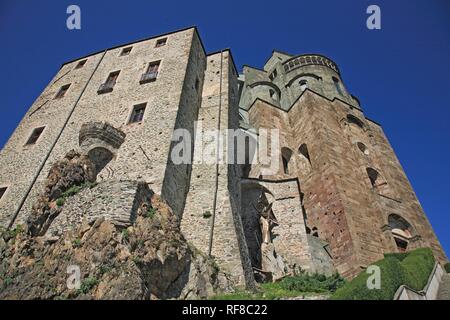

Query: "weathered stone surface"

xmin=0 ymin=194 xmax=225 ymax=300
xmin=26 ymin=150 xmax=96 ymax=236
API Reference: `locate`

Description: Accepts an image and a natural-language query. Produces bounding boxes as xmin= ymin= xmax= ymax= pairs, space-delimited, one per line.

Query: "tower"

xmin=237 ymin=51 xmax=447 ymax=278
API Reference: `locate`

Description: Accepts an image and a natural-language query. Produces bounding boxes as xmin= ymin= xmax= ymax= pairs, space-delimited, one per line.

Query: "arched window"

xmin=388 ymin=214 xmax=414 ymax=252
xmin=298 ymin=143 xmax=312 ymax=175
xmin=88 ymin=147 xmax=114 ymax=176
xmin=281 ymin=147 xmax=293 ymax=175
xmin=299 ymin=79 xmax=307 ymax=91
xmin=366 ymin=167 xmax=392 ymax=197
xmin=357 ymin=142 xmax=369 ymax=155
xmin=366 ymin=168 xmax=386 ymax=189
xmin=332 ymin=76 xmax=343 ymax=95
xmin=298 ymin=144 xmax=311 ymax=164
xmin=269 ymin=89 xmax=278 ymax=100
xmin=347 ymin=114 xmax=364 ymax=129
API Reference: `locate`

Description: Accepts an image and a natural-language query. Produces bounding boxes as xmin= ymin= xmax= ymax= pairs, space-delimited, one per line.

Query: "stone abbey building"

xmin=0 ymin=27 xmax=446 ymax=288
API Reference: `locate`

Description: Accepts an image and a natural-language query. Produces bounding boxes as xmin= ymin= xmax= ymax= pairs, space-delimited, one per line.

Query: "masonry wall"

xmin=181 ymin=51 xmax=255 ymax=288
xmin=0 ymin=27 xmax=200 ymax=227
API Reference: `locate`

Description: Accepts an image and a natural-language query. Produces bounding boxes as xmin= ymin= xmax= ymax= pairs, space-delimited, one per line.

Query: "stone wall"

xmin=47 ymin=180 xmax=151 ymax=236
xmin=181 ymin=51 xmax=255 ymax=288
xmin=0 ymin=27 xmax=200 ymax=228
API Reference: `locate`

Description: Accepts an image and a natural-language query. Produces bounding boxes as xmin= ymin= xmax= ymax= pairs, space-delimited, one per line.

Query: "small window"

xmin=26 ymin=127 xmax=45 ymax=145
xmin=140 ymin=61 xmax=160 ymax=84
xmin=299 ymin=80 xmax=307 ymax=91
xmin=357 ymin=142 xmax=369 ymax=155
xmin=332 ymin=77 xmax=343 ymax=95
xmin=75 ymin=59 xmax=87 ymax=69
xmin=121 ymin=47 xmax=132 ymax=56
xmin=98 ymin=71 xmax=120 ymax=94
xmin=55 ymin=84 xmax=71 ymax=99
xmin=106 ymin=71 xmax=120 ymax=84
xmin=269 ymin=69 xmax=277 ymax=81
xmin=129 ymin=103 xmax=147 ymax=124
xmin=155 ymin=38 xmax=167 ymax=47
xmin=0 ymin=187 xmax=7 ymax=200
xmin=269 ymin=89 xmax=276 ymax=99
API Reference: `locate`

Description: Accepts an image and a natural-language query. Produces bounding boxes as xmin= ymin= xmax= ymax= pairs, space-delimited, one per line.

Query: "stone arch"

xmin=387 ymin=214 xmax=416 ymax=252
xmin=298 ymin=143 xmax=312 ymax=174
xmin=281 ymin=147 xmax=293 ymax=175
xmin=240 ymin=181 xmax=277 ymax=274
xmin=79 ymin=122 xmax=126 ymax=179
xmin=347 ymin=114 xmax=365 ymax=129
xmin=87 ymin=147 xmax=114 ymax=176
xmin=366 ymin=167 xmax=392 ymax=197
xmin=249 ymin=81 xmax=282 ymax=100
xmin=285 ymin=73 xmax=322 ymax=88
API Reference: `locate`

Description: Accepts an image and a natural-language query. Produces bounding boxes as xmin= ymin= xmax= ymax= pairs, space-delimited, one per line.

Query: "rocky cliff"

xmin=0 ymin=151 xmax=230 ymax=299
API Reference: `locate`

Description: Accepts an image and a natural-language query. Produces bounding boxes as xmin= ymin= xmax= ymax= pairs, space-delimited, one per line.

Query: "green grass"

xmin=55 ymin=182 xmax=98 ymax=207
xmin=331 ymin=248 xmax=435 ymax=300
xmin=211 ymin=272 xmax=344 ymax=300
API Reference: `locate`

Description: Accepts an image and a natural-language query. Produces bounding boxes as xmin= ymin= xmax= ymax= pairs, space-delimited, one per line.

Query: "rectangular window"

xmin=140 ymin=61 xmax=160 ymax=84
xmin=98 ymin=71 xmax=120 ymax=94
xmin=26 ymin=127 xmax=45 ymax=145
xmin=55 ymin=84 xmax=71 ymax=99
xmin=0 ymin=187 xmax=7 ymax=200
xmin=155 ymin=38 xmax=167 ymax=47
xmin=129 ymin=103 xmax=147 ymax=124
xmin=120 ymin=47 xmax=132 ymax=56
xmin=75 ymin=59 xmax=87 ymax=69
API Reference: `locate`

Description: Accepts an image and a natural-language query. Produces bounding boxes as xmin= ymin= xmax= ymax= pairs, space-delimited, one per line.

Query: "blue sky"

xmin=0 ymin=0 xmax=449 ymax=257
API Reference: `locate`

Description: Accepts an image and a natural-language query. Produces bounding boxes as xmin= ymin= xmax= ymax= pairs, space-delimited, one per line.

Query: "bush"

xmin=278 ymin=272 xmax=345 ymax=293
xmin=77 ymin=277 xmax=99 ymax=294
xmin=331 ymin=248 xmax=435 ymax=300
xmin=444 ymin=262 xmax=450 ymax=273
xmin=401 ymin=248 xmax=435 ymax=291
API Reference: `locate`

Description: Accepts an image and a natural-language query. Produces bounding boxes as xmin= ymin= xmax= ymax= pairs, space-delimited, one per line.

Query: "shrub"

xmin=146 ymin=207 xmax=156 ymax=219
xmin=77 ymin=277 xmax=99 ymax=294
xmin=445 ymin=262 xmax=450 ymax=273
xmin=55 ymin=198 xmax=65 ymax=206
xmin=278 ymin=272 xmax=345 ymax=293
xmin=401 ymin=248 xmax=435 ymax=291
xmin=122 ymin=229 xmax=129 ymax=241
xmin=72 ymin=238 xmax=82 ymax=248
xmin=331 ymin=248 xmax=435 ymax=300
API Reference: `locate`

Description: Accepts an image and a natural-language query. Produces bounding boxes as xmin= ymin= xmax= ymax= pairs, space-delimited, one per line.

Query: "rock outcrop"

xmin=0 ymin=151 xmax=230 ymax=299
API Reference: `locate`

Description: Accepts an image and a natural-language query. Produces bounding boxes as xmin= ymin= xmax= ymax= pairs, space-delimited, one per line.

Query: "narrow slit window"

xmin=26 ymin=127 xmax=45 ymax=145
xmin=55 ymin=84 xmax=71 ymax=99
xmin=129 ymin=103 xmax=147 ymax=124
xmin=0 ymin=187 xmax=7 ymax=200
